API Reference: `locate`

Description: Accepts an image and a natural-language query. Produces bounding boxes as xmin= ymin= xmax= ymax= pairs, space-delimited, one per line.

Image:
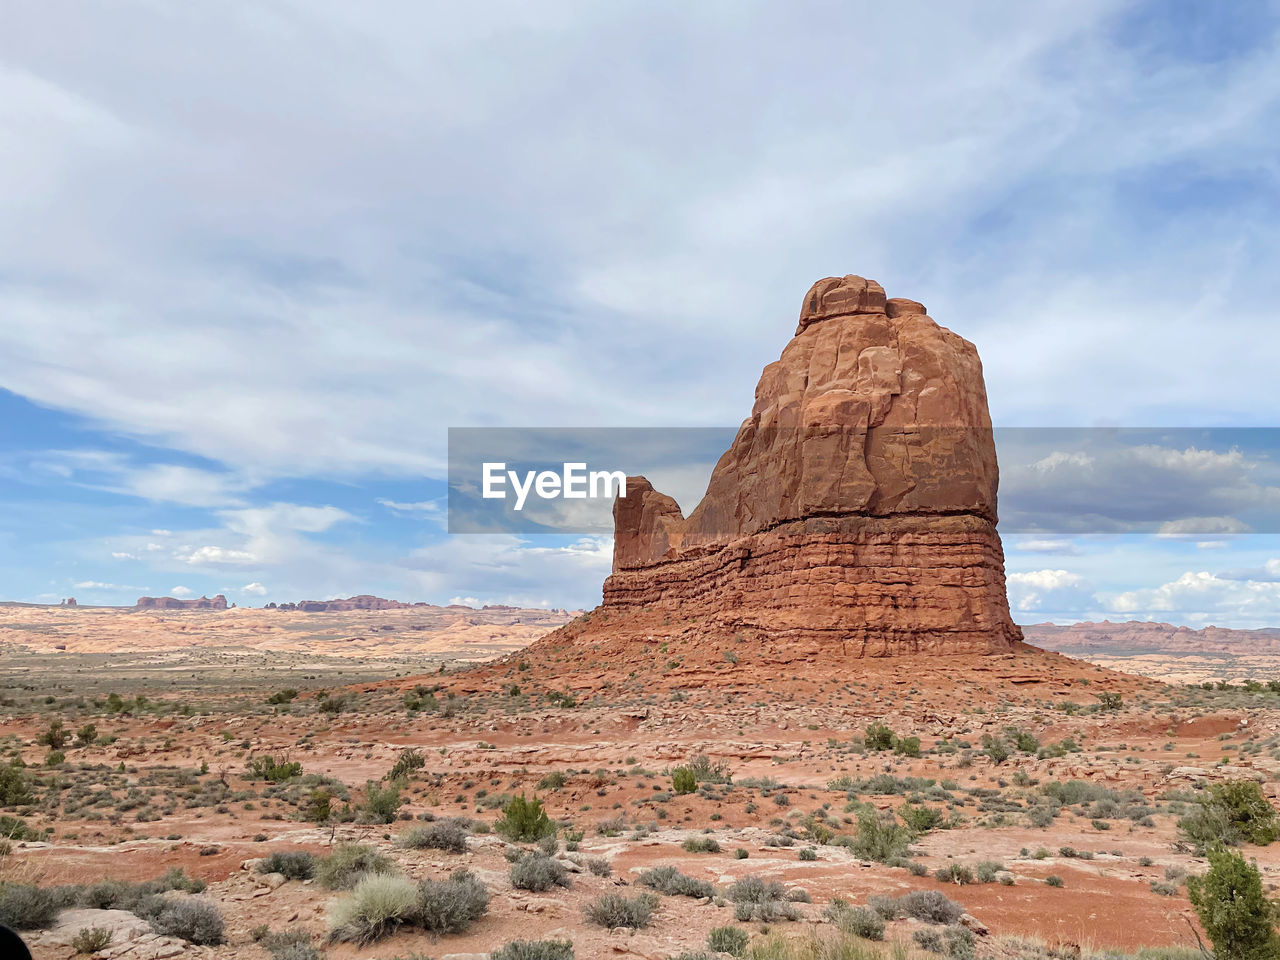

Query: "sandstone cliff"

xmin=597 ymin=274 xmax=1021 ymax=656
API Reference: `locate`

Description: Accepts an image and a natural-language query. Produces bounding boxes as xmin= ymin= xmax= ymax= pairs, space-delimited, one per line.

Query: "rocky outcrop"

xmin=136 ymin=594 xmax=228 ymax=610
xmin=598 ymin=274 xmax=1021 ymax=656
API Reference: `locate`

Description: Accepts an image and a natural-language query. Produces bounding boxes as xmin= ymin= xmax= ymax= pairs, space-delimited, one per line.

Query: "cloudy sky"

xmin=2 ymin=1 xmax=1279 ymax=625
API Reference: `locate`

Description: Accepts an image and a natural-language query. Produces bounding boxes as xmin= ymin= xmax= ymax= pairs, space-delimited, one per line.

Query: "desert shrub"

xmin=147 ymin=897 xmax=225 ymax=944
xmin=583 ymin=892 xmax=657 ymax=929
xmin=1180 ymin=780 xmax=1280 ymax=851
xmin=914 ymin=928 xmax=945 ymax=953
xmin=496 ymin=794 xmax=556 ymax=842
xmin=586 ymin=857 xmax=612 ymax=877
xmin=398 ymin=819 xmax=469 ymax=854
xmin=944 ymin=925 xmax=977 ymax=960
xmin=846 ymin=807 xmax=911 ymax=862
xmin=44 ymin=750 xmax=65 ymax=766
xmin=707 ymin=925 xmax=750 ymax=956
xmin=728 ymin=876 xmax=798 ymax=922
xmin=388 ymin=748 xmax=425 ymax=782
xmin=673 ymin=767 xmax=697 ymax=794
xmin=1096 ymin=692 xmax=1123 ymax=711
xmin=38 ymin=719 xmax=69 ymax=749
xmin=415 ymin=868 xmax=489 ymax=934
xmin=0 ymin=883 xmax=60 ymax=929
xmin=935 ymin=864 xmax=974 ymax=885
xmin=267 ymin=688 xmax=299 ymax=705
xmin=246 ymin=755 xmax=302 ymax=783
xmin=0 ymin=815 xmax=41 ymax=841
xmin=258 ymin=929 xmax=321 ymax=960
xmin=315 ymin=843 xmax=395 ymax=890
xmin=1187 ymin=845 xmax=1280 ymax=960
xmin=327 ymin=874 xmax=418 ymax=945
xmin=980 ymin=734 xmax=1011 ymax=765
xmin=511 ymin=852 xmax=571 ymax=892
xmin=825 ymin=900 xmax=885 ymax=940
xmin=360 ymin=781 xmax=403 ymax=824
xmin=75 ymin=724 xmax=98 ymax=747
xmin=895 ymin=736 xmax=922 ymax=758
xmin=0 ymin=764 xmax=31 ymax=805
xmin=1045 ymin=875 xmax=1064 ymax=887
xmin=974 ymin=860 xmax=1004 ymax=883
xmin=688 ymin=754 xmax=732 ymax=783
xmin=682 ymin=836 xmax=720 ymax=853
xmin=900 ymin=804 xmax=944 ymax=833
xmin=71 ymin=926 xmax=113 ymax=954
xmin=638 ymin=865 xmax=714 ymax=899
xmin=863 ymin=723 xmax=894 ymax=751
xmin=798 ymin=847 xmax=817 ymax=861
xmin=538 ymin=771 xmax=568 ymax=791
xmin=301 ymin=787 xmax=334 ymax=824
xmin=869 ymin=889 xmax=964 ymax=925
xmin=258 ymin=850 xmax=315 ymax=880
xmin=492 ymin=939 xmax=575 ymax=960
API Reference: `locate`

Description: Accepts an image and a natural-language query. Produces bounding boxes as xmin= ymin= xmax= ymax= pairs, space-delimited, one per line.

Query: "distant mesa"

xmin=265 ymin=595 xmax=434 ymax=612
xmin=1025 ymin=620 xmax=1280 ymax=656
xmin=136 ymin=594 xmax=228 ymax=610
xmin=530 ymin=274 xmax=1022 ymax=662
xmin=60 ymin=597 xmax=76 ymax=607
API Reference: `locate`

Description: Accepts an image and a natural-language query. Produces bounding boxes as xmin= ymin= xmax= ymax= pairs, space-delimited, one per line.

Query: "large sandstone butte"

xmin=595 ymin=275 xmax=1022 ymax=657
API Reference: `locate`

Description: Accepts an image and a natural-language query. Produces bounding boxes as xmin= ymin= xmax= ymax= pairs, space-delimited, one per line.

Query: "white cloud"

xmin=1110 ymin=570 xmax=1280 ymax=622
xmin=1157 ymin=516 xmax=1252 ymax=537
xmin=111 ymin=551 xmax=137 ymax=560
xmin=1012 ymin=538 xmax=1080 ymax=555
xmin=73 ymin=580 xmax=142 ymax=591
xmin=241 ymin=581 xmax=267 ymax=595
xmin=170 ymin=585 xmax=192 ymax=596
xmin=1006 ymin=569 xmax=1096 ymax=613
xmin=179 ymin=545 xmax=257 ymax=565
xmin=377 ymin=499 xmax=440 ymax=514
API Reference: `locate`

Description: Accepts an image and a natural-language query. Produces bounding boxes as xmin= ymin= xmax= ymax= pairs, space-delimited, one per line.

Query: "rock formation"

xmin=1025 ymin=621 xmax=1280 ymax=656
xmin=136 ymin=594 xmax=228 ymax=611
xmin=599 ymin=274 xmax=1021 ymax=656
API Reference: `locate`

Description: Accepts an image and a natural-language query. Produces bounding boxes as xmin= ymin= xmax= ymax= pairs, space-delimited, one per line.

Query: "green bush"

xmin=327 ymin=874 xmax=418 ymax=945
xmin=1180 ymin=780 xmax=1280 ymax=851
xmin=707 ymin=925 xmax=750 ymax=956
xmin=496 ymin=794 xmax=556 ymax=842
xmin=672 ymin=767 xmax=697 ymax=794
xmin=246 ymin=755 xmax=302 ymax=783
xmin=388 ymin=748 xmax=425 ymax=782
xmin=147 ymin=898 xmax=225 ymax=945
xmin=864 ymin=723 xmax=894 ymax=751
xmin=71 ymin=926 xmax=113 ymax=954
xmin=258 ymin=851 xmax=315 ymax=880
xmin=360 ymin=781 xmax=403 ymax=824
xmin=727 ymin=876 xmax=798 ymax=922
xmin=0 ymin=883 xmax=60 ymax=930
xmin=397 ymin=819 xmax=469 ymax=854
xmin=415 ymin=868 xmax=490 ymax=934
xmin=1187 ymin=846 xmax=1280 ymax=960
xmin=1045 ymin=875 xmax=1064 ymax=887
xmin=492 ymin=939 xmax=575 ymax=960
xmin=847 ymin=807 xmax=912 ymax=862
xmin=510 ymin=852 xmax=571 ymax=892
xmin=900 ymin=804 xmax=944 ymax=833
xmin=637 ymin=865 xmax=714 ymax=899
xmin=315 ymin=843 xmax=395 ymax=890
xmin=894 ymin=736 xmax=922 ymax=758
xmin=584 ymin=892 xmax=657 ymax=929
xmin=0 ymin=764 xmax=31 ymax=805
xmin=825 ymin=900 xmax=885 ymax=940
xmin=681 ymin=836 xmax=720 ymax=853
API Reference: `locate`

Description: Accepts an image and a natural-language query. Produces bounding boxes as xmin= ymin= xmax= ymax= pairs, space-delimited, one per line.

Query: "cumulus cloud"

xmin=241 ymin=581 xmax=267 ymax=595
xmin=170 ymin=585 xmax=192 ymax=596
xmin=1006 ymin=569 xmax=1097 ymax=613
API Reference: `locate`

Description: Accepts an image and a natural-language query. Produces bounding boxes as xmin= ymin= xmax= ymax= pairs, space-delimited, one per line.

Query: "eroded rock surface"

xmin=602 ymin=274 xmax=1021 ymax=655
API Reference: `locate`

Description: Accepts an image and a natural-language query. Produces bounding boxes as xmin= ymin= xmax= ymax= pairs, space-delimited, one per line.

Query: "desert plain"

xmin=3 ymin=604 xmax=1280 ymax=960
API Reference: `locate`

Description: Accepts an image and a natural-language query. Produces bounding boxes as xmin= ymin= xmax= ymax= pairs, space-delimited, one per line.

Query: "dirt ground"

xmin=3 ymin=608 xmax=1280 ymax=959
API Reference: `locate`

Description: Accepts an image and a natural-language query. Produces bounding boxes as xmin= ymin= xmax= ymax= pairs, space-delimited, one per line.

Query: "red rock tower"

xmin=603 ymin=275 xmax=1021 ymax=655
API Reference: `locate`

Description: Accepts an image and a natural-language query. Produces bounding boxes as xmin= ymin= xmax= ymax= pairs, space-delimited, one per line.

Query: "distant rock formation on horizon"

xmin=136 ymin=594 xmax=228 ymax=610
xmin=1024 ymin=620 xmax=1280 ymax=656
xmin=545 ymin=274 xmax=1022 ymax=658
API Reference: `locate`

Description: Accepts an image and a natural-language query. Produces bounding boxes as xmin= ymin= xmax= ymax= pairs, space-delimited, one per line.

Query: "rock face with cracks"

xmin=603 ymin=274 xmax=1021 ymax=656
